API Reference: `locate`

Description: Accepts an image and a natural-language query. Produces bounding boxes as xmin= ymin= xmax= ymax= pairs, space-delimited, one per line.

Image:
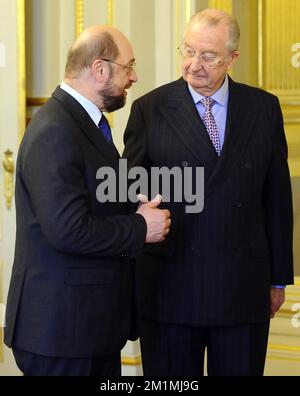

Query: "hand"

xmin=136 ymin=194 xmax=171 ymax=243
xmin=270 ymin=287 xmax=285 ymax=318
xmin=136 ymin=193 xmax=149 ymax=208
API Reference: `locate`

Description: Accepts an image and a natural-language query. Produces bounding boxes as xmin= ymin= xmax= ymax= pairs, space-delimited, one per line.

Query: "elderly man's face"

xmin=182 ymin=22 xmax=239 ymax=96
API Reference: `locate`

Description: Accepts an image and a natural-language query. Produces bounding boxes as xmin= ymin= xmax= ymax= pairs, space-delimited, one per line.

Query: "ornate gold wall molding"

xmin=257 ymin=0 xmax=300 ymax=178
xmin=17 ymin=0 xmax=26 ymax=143
xmin=208 ymin=0 xmax=232 ymax=14
xmin=281 ymin=103 xmax=300 ymax=125
xmin=27 ymin=97 xmax=48 ymax=106
xmin=107 ymin=0 xmax=114 ymax=26
xmin=0 ymin=327 xmax=3 ymax=363
xmin=258 ymin=0 xmax=264 ymax=88
xmin=75 ymin=0 xmax=84 ymax=37
xmin=259 ymin=0 xmax=300 ymax=101
xmin=185 ymin=0 xmax=192 ymax=23
xmin=268 ymin=344 xmax=300 ymax=353
xmin=26 ymin=98 xmax=49 ymax=126
xmin=3 ymin=150 xmax=15 ymax=210
xmin=121 ymin=355 xmax=142 ymax=366
xmin=266 ymin=281 xmax=300 ymax=373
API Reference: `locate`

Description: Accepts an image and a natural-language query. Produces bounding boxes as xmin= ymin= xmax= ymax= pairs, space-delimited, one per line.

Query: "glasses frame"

xmin=177 ymin=45 xmax=227 ymax=69
xmin=100 ymin=58 xmax=136 ymax=71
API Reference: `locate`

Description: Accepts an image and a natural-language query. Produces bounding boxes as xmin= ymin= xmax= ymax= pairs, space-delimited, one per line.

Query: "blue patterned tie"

xmin=200 ymin=97 xmax=221 ymax=156
xmin=99 ymin=114 xmax=113 ymax=144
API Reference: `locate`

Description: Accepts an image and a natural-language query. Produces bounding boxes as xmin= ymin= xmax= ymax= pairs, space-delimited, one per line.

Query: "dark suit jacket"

xmin=123 ymin=77 xmax=294 ymax=327
xmin=4 ymin=87 xmax=147 ymax=358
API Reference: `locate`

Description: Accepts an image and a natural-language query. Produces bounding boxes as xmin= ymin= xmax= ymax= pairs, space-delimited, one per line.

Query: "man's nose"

xmin=130 ymin=68 xmax=138 ymax=83
xmin=189 ymin=56 xmax=205 ymax=70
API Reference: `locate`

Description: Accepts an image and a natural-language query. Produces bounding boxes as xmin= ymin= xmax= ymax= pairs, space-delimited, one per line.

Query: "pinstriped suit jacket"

xmin=123 ymin=77 xmax=294 ymax=326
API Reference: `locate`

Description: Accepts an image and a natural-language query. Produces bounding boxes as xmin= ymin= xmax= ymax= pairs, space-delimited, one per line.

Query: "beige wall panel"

xmin=59 ymin=0 xmax=76 ymax=78
xmin=195 ymin=0 xmax=209 ymax=11
xmin=112 ymin=0 xmax=156 ymax=154
xmin=130 ymin=0 xmax=156 ymax=100
xmin=84 ymin=0 xmax=107 ymax=28
xmin=0 ymin=0 xmax=23 ymax=375
xmin=154 ymin=0 xmax=174 ymax=87
xmin=26 ymin=0 xmax=60 ymax=97
xmin=26 ymin=0 xmax=75 ymax=98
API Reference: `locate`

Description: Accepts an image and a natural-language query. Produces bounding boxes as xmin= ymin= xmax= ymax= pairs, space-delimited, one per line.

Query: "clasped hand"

xmin=136 ymin=194 xmax=171 ymax=243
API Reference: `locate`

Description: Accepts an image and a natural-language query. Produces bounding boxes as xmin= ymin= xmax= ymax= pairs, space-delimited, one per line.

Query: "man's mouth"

xmin=124 ymin=85 xmax=132 ymax=95
xmin=189 ymin=73 xmax=207 ymax=78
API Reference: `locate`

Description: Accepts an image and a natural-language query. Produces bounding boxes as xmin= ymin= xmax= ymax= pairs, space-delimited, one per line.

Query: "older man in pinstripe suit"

xmin=123 ymin=9 xmax=294 ymax=376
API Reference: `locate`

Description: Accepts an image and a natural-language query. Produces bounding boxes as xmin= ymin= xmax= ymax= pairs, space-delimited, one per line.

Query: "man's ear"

xmin=227 ymin=51 xmax=239 ymax=71
xmin=91 ymin=59 xmax=108 ymax=82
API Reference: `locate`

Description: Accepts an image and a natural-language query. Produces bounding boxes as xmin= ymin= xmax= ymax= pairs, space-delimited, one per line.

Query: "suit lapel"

xmin=161 ymin=78 xmax=258 ymax=197
xmin=51 ymin=87 xmax=119 ymax=167
xmin=163 ymin=78 xmax=218 ymax=174
xmin=205 ymin=78 xmax=258 ymax=196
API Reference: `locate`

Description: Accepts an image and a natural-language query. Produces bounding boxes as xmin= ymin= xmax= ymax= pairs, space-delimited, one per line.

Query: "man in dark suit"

xmin=123 ymin=9 xmax=294 ymax=376
xmin=4 ymin=25 xmax=171 ymax=376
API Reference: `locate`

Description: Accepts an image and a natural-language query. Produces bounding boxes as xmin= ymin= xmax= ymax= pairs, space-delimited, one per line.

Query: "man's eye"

xmin=186 ymin=48 xmax=195 ymax=56
xmin=203 ymin=54 xmax=217 ymax=61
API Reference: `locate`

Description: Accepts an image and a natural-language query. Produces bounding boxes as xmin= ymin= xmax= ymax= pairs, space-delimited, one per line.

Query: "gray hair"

xmin=186 ymin=8 xmax=240 ymax=52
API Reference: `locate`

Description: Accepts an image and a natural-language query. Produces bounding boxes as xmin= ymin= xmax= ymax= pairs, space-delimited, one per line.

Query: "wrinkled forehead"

xmin=184 ymin=21 xmax=230 ymax=50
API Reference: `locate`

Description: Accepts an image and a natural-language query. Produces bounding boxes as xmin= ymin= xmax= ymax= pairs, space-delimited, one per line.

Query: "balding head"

xmin=65 ymin=26 xmax=131 ymax=78
xmin=186 ymin=8 xmax=240 ymax=52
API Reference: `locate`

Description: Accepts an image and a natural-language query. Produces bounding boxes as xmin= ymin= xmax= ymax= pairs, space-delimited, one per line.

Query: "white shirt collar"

xmin=188 ymin=74 xmax=229 ymax=107
xmin=60 ymin=81 xmax=102 ymax=127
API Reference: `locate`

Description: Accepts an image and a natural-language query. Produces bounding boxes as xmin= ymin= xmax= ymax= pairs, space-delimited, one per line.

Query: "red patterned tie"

xmin=200 ymin=97 xmax=221 ymax=156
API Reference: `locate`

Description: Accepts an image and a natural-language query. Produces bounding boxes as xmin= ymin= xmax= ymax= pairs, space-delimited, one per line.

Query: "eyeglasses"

xmin=177 ymin=46 xmax=224 ymax=69
xmin=100 ymin=58 xmax=136 ymax=71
